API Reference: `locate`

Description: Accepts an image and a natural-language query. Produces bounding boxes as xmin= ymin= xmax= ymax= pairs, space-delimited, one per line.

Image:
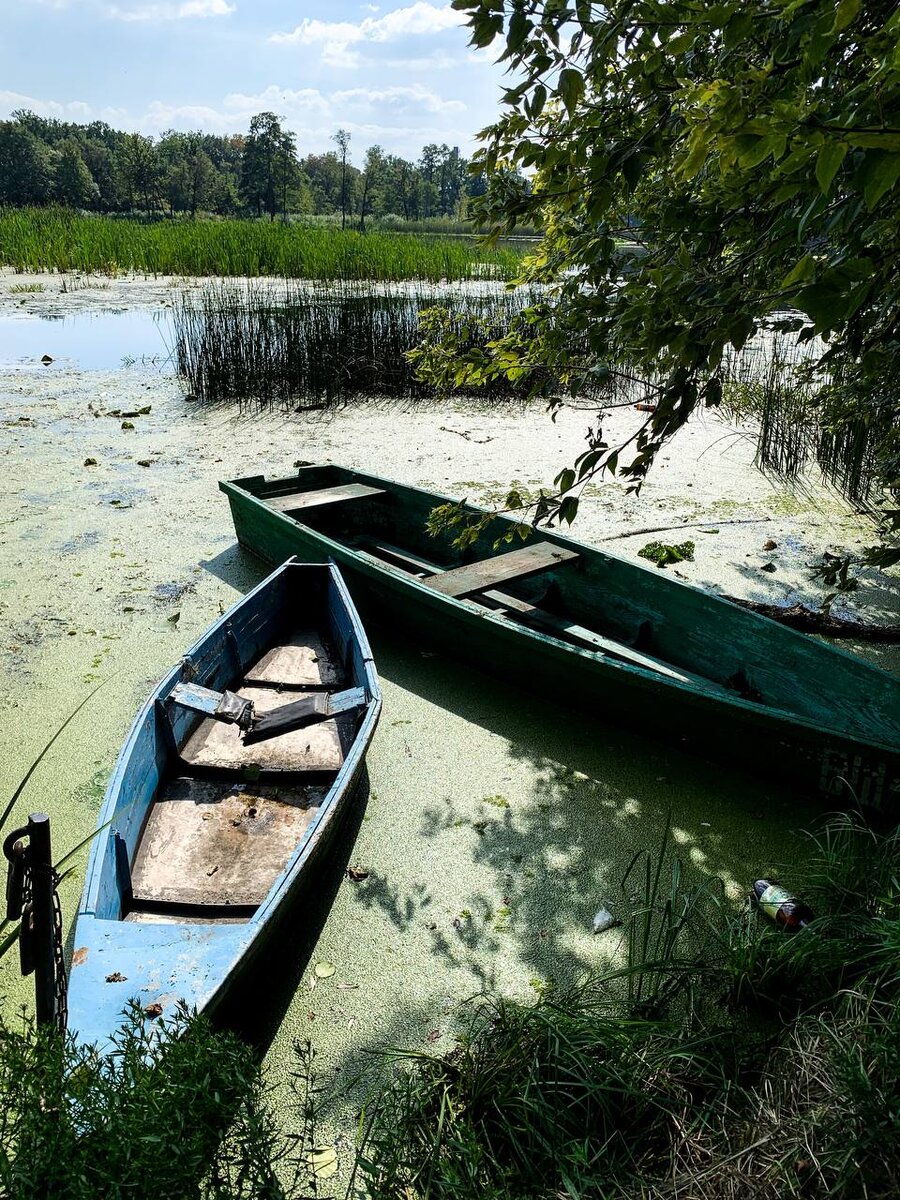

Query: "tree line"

xmin=0 ymin=110 xmax=490 ymax=226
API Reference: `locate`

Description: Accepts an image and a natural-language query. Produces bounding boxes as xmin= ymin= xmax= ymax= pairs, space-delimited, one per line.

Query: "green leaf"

xmin=576 ymin=449 xmax=604 ymax=479
xmin=554 ymin=467 xmax=576 ymax=493
xmin=779 ymin=253 xmax=815 ymax=290
xmin=737 ymin=134 xmax=786 ymax=169
xmin=726 ymin=313 xmax=755 ymax=350
xmin=815 ymin=142 xmax=847 ymax=194
xmin=832 ymin=0 xmax=860 ymax=31
xmin=558 ymin=496 xmax=579 ymax=525
xmin=860 ymin=152 xmax=900 ymax=208
xmin=794 ymin=284 xmax=846 ymax=330
xmin=681 ymin=128 xmax=711 ymax=180
xmin=558 ymin=69 xmax=584 ymax=117
xmin=847 ymin=132 xmax=900 ymax=152
xmin=507 ymin=9 xmax=530 ymax=53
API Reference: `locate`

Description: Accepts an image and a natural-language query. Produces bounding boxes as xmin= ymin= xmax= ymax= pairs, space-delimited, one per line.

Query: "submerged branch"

xmin=721 ymin=598 xmax=900 ymax=642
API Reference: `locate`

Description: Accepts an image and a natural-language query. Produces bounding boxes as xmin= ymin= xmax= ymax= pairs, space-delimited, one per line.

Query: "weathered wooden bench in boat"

xmin=67 ymin=559 xmax=381 ymax=1048
xmin=219 ymin=466 xmax=900 ymax=812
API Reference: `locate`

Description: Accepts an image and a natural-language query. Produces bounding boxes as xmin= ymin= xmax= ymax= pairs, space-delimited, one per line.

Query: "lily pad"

xmin=308 ymin=1146 xmax=338 ymax=1179
xmin=314 ymin=960 xmax=336 ymax=979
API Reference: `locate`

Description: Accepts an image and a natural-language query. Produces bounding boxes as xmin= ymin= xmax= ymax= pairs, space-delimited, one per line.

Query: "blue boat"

xmin=67 ymin=559 xmax=381 ymax=1047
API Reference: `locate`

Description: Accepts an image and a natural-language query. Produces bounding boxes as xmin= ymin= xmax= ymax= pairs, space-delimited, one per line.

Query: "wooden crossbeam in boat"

xmin=422 ymin=542 xmax=580 ymax=599
xmin=170 ymin=681 xmax=254 ymax=727
xmin=359 ymin=541 xmax=730 ymax=695
xmin=243 ymin=685 xmax=367 ymax=743
xmin=264 ymin=483 xmax=385 ymax=514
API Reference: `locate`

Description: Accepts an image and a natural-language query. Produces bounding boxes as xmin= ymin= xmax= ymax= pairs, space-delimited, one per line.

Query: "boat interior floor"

xmin=127 ymin=628 xmax=349 ymax=924
xmin=129 ymin=777 xmax=327 ymax=911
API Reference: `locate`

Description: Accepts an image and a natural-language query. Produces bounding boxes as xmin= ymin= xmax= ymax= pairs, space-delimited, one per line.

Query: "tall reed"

xmin=172 ymin=280 xmax=543 ymax=407
xmin=0 ymin=208 xmax=526 ymax=283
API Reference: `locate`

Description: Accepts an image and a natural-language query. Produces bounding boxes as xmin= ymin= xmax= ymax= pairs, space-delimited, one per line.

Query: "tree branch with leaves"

xmin=414 ymin=0 xmax=900 ymax=560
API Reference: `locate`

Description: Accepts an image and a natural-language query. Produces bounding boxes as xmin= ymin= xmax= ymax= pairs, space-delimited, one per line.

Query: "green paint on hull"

xmin=220 ymin=466 xmax=900 ymax=812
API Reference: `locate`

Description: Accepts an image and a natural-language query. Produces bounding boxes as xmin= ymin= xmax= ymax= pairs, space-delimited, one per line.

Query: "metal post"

xmin=27 ymin=813 xmax=56 ymax=1028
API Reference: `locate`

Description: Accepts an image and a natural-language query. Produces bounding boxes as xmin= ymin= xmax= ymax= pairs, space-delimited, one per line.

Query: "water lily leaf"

xmin=308 ymin=1146 xmax=338 ymax=1179
xmin=314 ymin=960 xmax=336 ymax=978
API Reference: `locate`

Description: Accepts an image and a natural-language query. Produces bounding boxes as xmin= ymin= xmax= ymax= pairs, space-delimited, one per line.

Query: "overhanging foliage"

xmin=426 ymin=0 xmax=900 ymax=559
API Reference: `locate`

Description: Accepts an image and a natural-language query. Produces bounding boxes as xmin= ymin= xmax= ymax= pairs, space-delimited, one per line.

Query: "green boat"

xmin=220 ymin=465 xmax=900 ymax=812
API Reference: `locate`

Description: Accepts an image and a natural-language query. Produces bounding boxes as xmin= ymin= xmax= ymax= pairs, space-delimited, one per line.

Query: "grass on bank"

xmin=0 ymin=811 xmax=896 ymax=1199
xmin=0 ymin=209 xmax=526 ymax=283
xmin=0 ymin=1004 xmax=305 ymax=1200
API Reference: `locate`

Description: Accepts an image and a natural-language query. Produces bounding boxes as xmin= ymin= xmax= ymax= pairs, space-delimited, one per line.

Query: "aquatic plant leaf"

xmin=308 ymin=1145 xmax=338 ymax=1178
xmin=637 ymin=540 xmax=695 ymax=568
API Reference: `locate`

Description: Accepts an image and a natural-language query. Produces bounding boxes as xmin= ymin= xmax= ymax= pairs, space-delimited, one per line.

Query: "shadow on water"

xmin=361 ymin=627 xmax=824 ymax=988
xmin=199 ymin=542 xmax=271 ymax=594
xmin=198 ymin=550 xmax=827 ymax=1087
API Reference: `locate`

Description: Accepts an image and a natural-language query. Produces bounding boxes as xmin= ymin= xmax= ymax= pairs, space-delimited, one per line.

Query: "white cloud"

xmin=223 ymin=87 xmax=330 ymax=116
xmin=272 ymin=2 xmax=465 ymax=68
xmin=106 ymin=0 xmax=235 ymax=21
xmin=384 ymin=49 xmax=463 ymax=70
xmin=333 ymin=84 xmax=464 ymax=114
xmin=0 ymin=89 xmax=96 ymax=120
xmin=0 ymin=82 xmax=473 ymax=158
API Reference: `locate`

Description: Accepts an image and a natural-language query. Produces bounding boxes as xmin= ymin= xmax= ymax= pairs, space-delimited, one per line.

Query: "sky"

xmin=0 ymin=0 xmax=511 ymax=160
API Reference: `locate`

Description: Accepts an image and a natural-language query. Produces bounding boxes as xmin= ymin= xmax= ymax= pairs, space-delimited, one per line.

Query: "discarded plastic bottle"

xmin=751 ymin=880 xmax=813 ymax=930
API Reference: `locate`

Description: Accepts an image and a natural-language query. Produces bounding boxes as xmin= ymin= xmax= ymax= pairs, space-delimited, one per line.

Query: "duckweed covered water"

xmin=1 ymin=272 xmax=897 ymax=1188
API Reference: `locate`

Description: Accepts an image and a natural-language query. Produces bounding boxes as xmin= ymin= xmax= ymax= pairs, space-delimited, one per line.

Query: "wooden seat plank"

xmin=423 ymin=543 xmax=580 ymax=599
xmin=180 ymin=685 xmax=346 ymax=772
xmin=264 ymin=483 xmax=385 ymax=513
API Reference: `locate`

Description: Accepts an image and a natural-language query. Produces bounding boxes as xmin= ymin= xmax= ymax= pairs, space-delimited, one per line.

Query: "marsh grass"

xmin=719 ymin=324 xmax=886 ymax=508
xmin=0 ymin=1003 xmax=303 ymax=1199
xmin=0 ymin=209 xmax=525 ymax=283
xmin=172 ymin=281 xmax=543 ymax=407
xmin=351 ymin=814 xmax=900 ymax=1200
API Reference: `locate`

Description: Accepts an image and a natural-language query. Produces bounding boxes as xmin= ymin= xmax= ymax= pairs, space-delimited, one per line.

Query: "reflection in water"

xmin=0 ymin=309 xmax=174 ymax=371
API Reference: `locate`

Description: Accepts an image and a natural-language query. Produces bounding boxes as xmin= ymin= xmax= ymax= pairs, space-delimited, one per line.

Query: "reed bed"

xmin=0 ymin=208 xmax=525 ymax=282
xmin=172 ymin=280 xmax=546 ymax=407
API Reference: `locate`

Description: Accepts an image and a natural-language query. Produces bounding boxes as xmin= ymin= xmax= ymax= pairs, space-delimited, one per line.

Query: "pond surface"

xmin=1 ymin=274 xmax=896 ymax=1189
xmin=0 ymin=309 xmax=174 ymax=371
